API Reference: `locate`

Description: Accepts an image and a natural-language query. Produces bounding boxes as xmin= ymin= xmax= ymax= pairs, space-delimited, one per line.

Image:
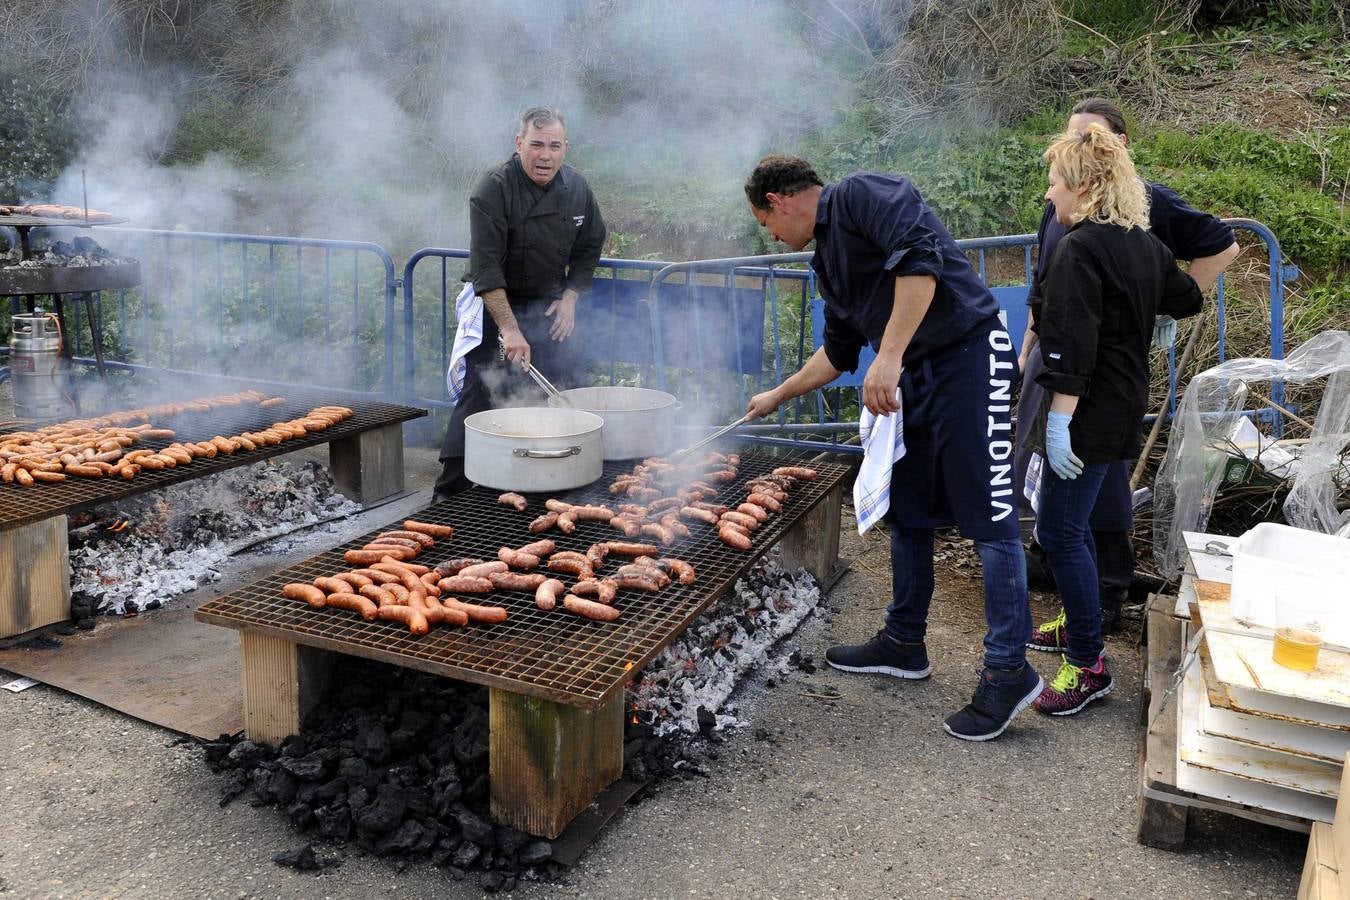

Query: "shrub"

xmin=0 ymin=65 xmax=81 ymax=201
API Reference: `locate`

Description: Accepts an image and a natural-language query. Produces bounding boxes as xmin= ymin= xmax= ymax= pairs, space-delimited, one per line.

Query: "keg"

xmin=10 ymin=312 xmax=73 ymax=420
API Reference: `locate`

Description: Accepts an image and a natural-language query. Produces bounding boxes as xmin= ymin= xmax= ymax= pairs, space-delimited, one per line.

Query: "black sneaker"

xmin=825 ymin=632 xmax=931 ymax=680
xmin=943 ymin=663 xmax=1043 ymax=742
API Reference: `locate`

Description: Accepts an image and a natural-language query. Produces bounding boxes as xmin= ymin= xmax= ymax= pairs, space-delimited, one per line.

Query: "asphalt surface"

xmin=0 ymin=440 xmax=1308 ymax=899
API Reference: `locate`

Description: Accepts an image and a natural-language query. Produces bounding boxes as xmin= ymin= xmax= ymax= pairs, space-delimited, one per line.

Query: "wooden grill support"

xmin=0 ymin=515 xmax=70 ymax=638
xmin=329 ymin=422 xmax=405 ymax=505
xmin=778 ymin=481 xmax=847 ymax=591
xmin=489 ymin=690 xmax=624 ymax=839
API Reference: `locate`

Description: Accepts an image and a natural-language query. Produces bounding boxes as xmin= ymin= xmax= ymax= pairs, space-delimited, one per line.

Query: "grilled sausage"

xmin=377 ymin=556 xmax=431 ymax=575
xmin=488 ymin=571 xmax=547 ymax=591
xmin=706 ymin=468 xmax=738 ymax=483
xmin=571 ymin=578 xmax=618 ymax=605
xmin=313 ymin=576 xmax=353 ymax=595
xmin=442 ymin=598 xmax=509 ymax=624
xmin=282 ymin=583 xmax=327 ymax=608
xmin=364 ymin=536 xmax=422 ymax=553
xmin=585 ymin=543 xmax=609 ymax=570
xmin=544 ymin=499 xmax=573 ymax=513
xmin=608 ymin=516 xmax=642 ymax=538
xmin=62 ymin=464 xmax=103 ymax=478
xmin=427 ymin=597 xmax=470 ymax=626
xmin=679 ymin=506 xmax=719 ymax=525
xmin=362 ymin=545 xmax=416 ymax=562
xmin=773 ymin=465 xmax=818 ymax=481
xmin=377 ymin=530 xmax=436 ymax=548
xmin=720 ymin=510 xmax=760 ymax=531
xmin=376 ymin=604 xmax=429 ymax=635
xmin=459 ymin=561 xmax=508 ymax=578
xmin=436 ymin=575 xmax=494 ymax=594
xmin=498 ymin=547 xmax=541 ymax=570
xmin=518 ymin=538 xmax=555 ymax=557
xmin=555 ymin=510 xmax=578 ymax=534
xmin=562 ymin=594 xmax=621 ymax=622
xmin=334 ymin=572 xmax=374 ymax=589
xmin=497 ymin=492 xmax=528 ymax=511
xmin=718 ymin=524 xmax=752 ymax=550
xmin=736 ymin=502 xmax=769 ymax=522
xmin=660 ymin=558 xmax=696 ymax=585
xmin=641 ymin=523 xmax=676 ymax=545
xmin=384 ymin=583 xmax=411 ymax=604
xmin=691 ymin=501 xmax=730 ymax=515
xmin=420 ymin=571 xmax=443 ymax=595
xmin=547 ymin=556 xmax=593 ymax=578
xmin=408 ymin=590 xmax=443 ymax=625
xmin=259 ymin=397 xmax=287 ymax=409
xmin=659 ymin=514 xmax=691 ymax=540
xmin=359 ymin=584 xmax=398 ymax=607
xmin=604 ymin=541 xmax=661 ymax=557
xmin=529 ymin=512 xmax=559 ymax=533
xmin=436 ymin=558 xmax=484 ymax=576
xmin=370 ymin=563 xmax=422 ymax=592
xmin=322 ymin=593 xmax=379 ymax=621
xmin=746 ymin=492 xmax=782 ymax=513
xmin=535 ymin=578 xmax=566 ymax=611
xmin=571 ymin=504 xmax=616 ymax=521
xmin=617 ymin=564 xmax=670 ymax=587
xmin=351 ymin=568 xmax=400 ymax=585
xmin=613 ymin=572 xmax=664 ymax=592
xmin=30 ymin=470 xmax=67 ymax=483
xmin=403 ymin=519 xmax=454 ymax=539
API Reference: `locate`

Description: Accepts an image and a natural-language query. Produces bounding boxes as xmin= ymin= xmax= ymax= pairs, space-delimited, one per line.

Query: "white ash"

xmin=70 ymin=460 xmax=358 ymax=614
xmin=627 ymin=553 xmax=822 ymax=736
xmin=1 ymin=237 xmax=132 ymax=268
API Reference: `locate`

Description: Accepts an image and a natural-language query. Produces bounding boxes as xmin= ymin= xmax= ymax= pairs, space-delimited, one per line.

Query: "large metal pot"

xmin=464 ymin=407 xmax=604 ymax=492
xmin=548 ymin=386 xmax=680 ymax=460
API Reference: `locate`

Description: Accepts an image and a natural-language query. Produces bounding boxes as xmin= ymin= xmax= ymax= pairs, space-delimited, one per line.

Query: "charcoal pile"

xmin=201 ymin=555 xmax=825 ymax=888
xmin=68 ymin=459 xmax=357 ymax=617
xmin=0 ymin=234 xmax=132 ymax=268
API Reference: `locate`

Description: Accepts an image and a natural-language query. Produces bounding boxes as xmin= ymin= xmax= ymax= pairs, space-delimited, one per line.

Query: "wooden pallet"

xmin=1137 ymin=594 xmax=1319 ymax=849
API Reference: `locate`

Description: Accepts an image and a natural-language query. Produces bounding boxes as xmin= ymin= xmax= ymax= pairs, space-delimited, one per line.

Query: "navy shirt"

xmin=1028 ymin=181 xmax=1234 ymax=307
xmin=813 ymin=173 xmax=1001 ymax=373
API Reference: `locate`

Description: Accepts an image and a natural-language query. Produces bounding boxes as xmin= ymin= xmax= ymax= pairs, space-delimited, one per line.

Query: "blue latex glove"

xmin=1153 ymin=315 xmax=1177 ymax=350
xmin=1045 ymin=411 xmax=1084 ymax=480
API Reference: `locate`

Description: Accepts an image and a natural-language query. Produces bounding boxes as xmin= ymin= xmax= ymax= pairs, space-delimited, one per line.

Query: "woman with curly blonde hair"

xmin=1023 ymin=122 xmax=1204 ymax=716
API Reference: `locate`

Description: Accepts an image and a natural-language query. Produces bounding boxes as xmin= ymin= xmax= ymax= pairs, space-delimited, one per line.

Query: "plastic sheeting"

xmin=1154 ymin=331 xmax=1350 ymax=576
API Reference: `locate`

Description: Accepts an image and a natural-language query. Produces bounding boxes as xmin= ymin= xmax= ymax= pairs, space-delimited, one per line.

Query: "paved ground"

xmin=0 ymin=441 xmax=1308 ymax=899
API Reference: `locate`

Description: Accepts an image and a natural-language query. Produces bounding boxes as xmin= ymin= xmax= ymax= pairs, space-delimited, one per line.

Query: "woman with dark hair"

xmin=1025 ymin=124 xmax=1203 ymax=714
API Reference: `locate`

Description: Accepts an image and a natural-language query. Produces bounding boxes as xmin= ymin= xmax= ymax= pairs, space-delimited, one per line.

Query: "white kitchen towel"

xmin=445 ymin=281 xmax=483 ymax=405
xmin=854 ymin=388 xmax=906 ymax=535
xmin=1024 ymin=451 xmax=1043 ymax=515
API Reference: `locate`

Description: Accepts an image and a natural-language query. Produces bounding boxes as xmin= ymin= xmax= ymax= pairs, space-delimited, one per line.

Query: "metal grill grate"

xmin=197 ymin=452 xmax=854 ymax=708
xmin=0 ymin=390 xmax=425 ymax=529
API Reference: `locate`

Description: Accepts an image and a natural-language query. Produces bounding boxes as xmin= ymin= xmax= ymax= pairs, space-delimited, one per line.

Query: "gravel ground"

xmin=0 ymin=439 xmax=1308 ymax=899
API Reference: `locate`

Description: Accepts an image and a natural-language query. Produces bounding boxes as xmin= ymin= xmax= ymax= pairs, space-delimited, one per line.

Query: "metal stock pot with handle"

xmin=547 ymin=386 xmax=681 ymax=460
xmin=464 ymin=407 xmax=604 ymax=492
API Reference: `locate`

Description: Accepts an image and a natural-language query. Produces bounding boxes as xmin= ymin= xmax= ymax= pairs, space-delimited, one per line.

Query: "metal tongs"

xmin=668 ymin=414 xmax=750 ymax=462
xmin=498 ymin=333 xmax=574 ymax=407
xmin=523 ymin=360 xmax=574 ymax=408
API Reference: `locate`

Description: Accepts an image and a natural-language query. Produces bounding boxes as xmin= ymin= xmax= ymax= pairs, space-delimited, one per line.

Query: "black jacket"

xmin=466 ymin=155 xmax=606 ymax=302
xmin=1027 ymin=220 xmax=1203 ymax=463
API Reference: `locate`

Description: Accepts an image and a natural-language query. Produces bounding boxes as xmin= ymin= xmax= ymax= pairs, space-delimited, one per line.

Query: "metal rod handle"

xmin=512 ymin=446 xmax=581 ymax=459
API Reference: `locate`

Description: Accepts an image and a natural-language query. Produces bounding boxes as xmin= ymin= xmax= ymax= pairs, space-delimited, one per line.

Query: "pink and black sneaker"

xmin=1033 ymin=654 xmax=1113 ymax=716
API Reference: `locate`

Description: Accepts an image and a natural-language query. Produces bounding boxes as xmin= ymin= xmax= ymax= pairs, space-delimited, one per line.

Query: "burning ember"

xmin=69 ymin=459 xmax=357 ymax=617
xmin=0 ymin=235 xmax=133 ymax=269
xmin=626 ymin=554 xmax=822 ymax=736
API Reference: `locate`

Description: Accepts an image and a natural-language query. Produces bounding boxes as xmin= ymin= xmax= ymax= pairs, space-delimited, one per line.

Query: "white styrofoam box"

xmin=1229 ymin=522 xmax=1350 ymax=648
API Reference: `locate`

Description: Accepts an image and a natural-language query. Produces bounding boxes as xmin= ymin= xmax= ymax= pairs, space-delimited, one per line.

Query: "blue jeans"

xmin=881 ymin=524 xmax=1032 ymax=671
xmin=1036 ymin=462 xmax=1110 ymax=666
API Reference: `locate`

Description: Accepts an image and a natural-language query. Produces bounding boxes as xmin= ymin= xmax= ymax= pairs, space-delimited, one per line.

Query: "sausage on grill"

xmin=488 ymin=571 xmax=547 ymax=591
xmin=459 ymin=561 xmax=508 ymax=578
xmin=403 ymin=519 xmax=454 ymax=539
xmin=436 ymin=575 xmax=494 ymax=594
xmin=529 ymin=512 xmax=559 ymax=533
xmin=376 ymin=604 xmax=429 ymax=635
xmin=718 ymin=524 xmax=752 ymax=550
xmin=571 ymin=578 xmax=619 ymax=605
xmin=282 ymin=583 xmax=326 ymax=608
xmin=498 ymin=492 xmax=528 ymax=511
xmin=535 ymin=578 xmax=566 ymax=611
xmin=563 ymin=594 xmax=621 ymax=622
xmin=323 ymin=593 xmax=379 ymax=621
xmin=498 ymin=547 xmax=541 ymax=570
xmin=772 ymin=466 xmax=818 ymax=481
xmin=604 ymin=541 xmax=661 ymax=557
xmin=436 ymin=558 xmax=484 ymax=577
xmin=442 ymin=598 xmax=509 ymax=624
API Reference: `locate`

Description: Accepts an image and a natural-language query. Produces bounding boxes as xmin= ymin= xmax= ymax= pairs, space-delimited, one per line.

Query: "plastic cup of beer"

xmin=1271 ymin=592 xmax=1324 ymax=672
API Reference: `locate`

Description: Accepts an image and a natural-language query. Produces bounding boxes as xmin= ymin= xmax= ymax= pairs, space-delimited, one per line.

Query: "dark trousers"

xmin=1036 ymin=462 xmax=1110 ymax=666
xmin=881 ymin=525 xmax=1032 ymax=671
xmin=435 ymin=301 xmax=585 ymax=496
xmin=1015 ymin=344 xmax=1135 ymax=602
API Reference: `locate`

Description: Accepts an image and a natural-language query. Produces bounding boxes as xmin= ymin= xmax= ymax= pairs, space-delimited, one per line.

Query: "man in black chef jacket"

xmin=434 ymin=107 xmax=607 ymax=499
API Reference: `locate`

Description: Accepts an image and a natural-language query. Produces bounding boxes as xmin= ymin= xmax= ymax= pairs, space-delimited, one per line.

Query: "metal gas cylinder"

xmin=10 ymin=312 xmax=73 ymax=420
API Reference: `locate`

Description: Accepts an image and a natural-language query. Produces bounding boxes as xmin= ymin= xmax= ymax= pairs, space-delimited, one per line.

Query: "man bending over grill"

xmin=742 ymin=156 xmax=1038 ymax=742
xmin=434 ymin=106 xmax=607 ymax=499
